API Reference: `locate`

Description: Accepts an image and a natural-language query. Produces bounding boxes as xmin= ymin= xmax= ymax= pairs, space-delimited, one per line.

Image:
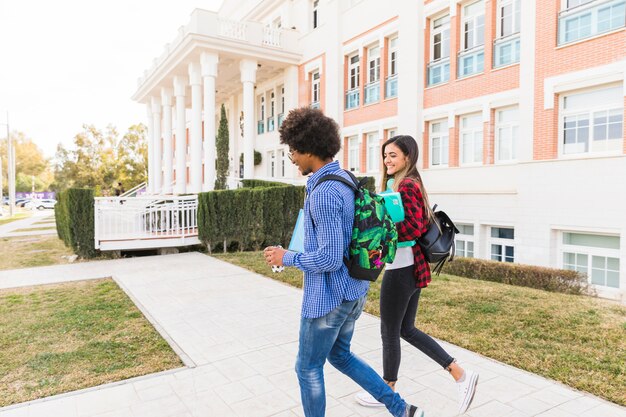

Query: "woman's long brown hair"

xmin=380 ymin=135 xmax=434 ymax=222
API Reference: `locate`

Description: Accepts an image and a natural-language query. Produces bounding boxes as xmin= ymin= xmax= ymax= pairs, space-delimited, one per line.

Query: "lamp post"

xmin=1 ymin=111 xmax=15 ymax=217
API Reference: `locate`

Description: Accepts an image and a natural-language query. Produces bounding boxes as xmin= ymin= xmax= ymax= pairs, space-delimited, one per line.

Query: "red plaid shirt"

xmin=396 ymin=178 xmax=431 ymax=288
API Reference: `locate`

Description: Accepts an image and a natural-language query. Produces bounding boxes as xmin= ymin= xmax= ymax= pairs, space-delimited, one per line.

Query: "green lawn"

xmin=12 ymin=226 xmax=56 ymax=233
xmin=0 ymin=279 xmax=183 ymax=406
xmin=213 ymin=251 xmax=626 ymax=406
xmin=0 ymin=235 xmax=76 ymax=270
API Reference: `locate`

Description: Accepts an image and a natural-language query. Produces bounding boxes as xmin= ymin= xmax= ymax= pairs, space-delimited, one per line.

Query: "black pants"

xmin=380 ymin=265 xmax=454 ymax=382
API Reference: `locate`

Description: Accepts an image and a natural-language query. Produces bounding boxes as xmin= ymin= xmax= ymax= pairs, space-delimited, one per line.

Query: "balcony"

xmin=310 ymin=101 xmax=320 ymax=110
xmin=559 ymin=0 xmax=625 ymax=45
xmin=384 ymin=74 xmax=398 ymax=98
xmin=427 ymin=57 xmax=451 ymax=86
xmin=257 ymin=120 xmax=265 ymax=135
xmin=494 ymin=33 xmax=520 ymax=68
xmin=345 ymin=89 xmax=360 ymax=110
xmin=267 ymin=117 xmax=275 ymax=132
xmin=364 ymin=81 xmax=380 ymax=104
xmin=458 ymin=46 xmax=484 ymax=78
xmin=277 ymin=113 xmax=285 ymax=127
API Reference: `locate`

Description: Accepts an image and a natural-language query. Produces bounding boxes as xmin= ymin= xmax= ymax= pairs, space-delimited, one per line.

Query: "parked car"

xmin=16 ymin=198 xmax=31 ymax=207
xmin=26 ymin=199 xmax=57 ymax=210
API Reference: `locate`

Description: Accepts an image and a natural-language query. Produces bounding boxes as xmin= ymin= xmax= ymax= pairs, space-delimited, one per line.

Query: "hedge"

xmin=54 ymin=188 xmax=97 ymax=258
xmin=441 ymin=257 xmax=589 ymax=295
xmin=198 ymin=183 xmax=305 ymax=252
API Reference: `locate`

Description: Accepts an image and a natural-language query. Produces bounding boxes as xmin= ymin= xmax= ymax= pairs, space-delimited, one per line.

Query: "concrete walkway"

xmin=0 ymin=211 xmax=56 ymax=238
xmin=0 ymin=252 xmax=624 ymax=417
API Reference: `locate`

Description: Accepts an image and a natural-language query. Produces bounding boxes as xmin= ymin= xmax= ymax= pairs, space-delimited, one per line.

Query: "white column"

xmin=161 ymin=88 xmax=174 ymax=194
xmin=145 ymin=103 xmax=154 ymax=194
xmin=519 ymin=0 xmax=536 ymax=162
xmin=151 ymin=96 xmax=162 ymax=194
xmin=173 ymin=76 xmax=187 ymax=194
xmin=240 ymin=59 xmax=257 ymax=180
xmin=189 ymin=62 xmax=203 ymax=193
xmin=398 ymin=1 xmax=422 ymax=140
xmin=201 ymin=52 xmax=219 ymax=191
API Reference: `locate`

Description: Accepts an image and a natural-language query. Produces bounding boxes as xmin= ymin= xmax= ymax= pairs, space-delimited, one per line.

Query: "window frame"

xmin=366 ymin=131 xmax=380 ymax=172
xmin=459 ymin=113 xmax=484 ymax=166
xmin=349 ymin=53 xmax=360 ymax=90
xmin=495 ymin=106 xmax=520 ymax=163
xmin=461 ymin=0 xmax=486 ymax=51
xmin=311 ymin=70 xmax=321 ymax=105
xmin=559 ymin=231 xmax=621 ymax=288
xmin=489 ymin=226 xmax=515 ymax=263
xmin=429 ymin=119 xmax=449 ymax=168
xmin=367 ymin=45 xmax=381 ymax=84
xmin=456 ymin=223 xmax=476 ymax=258
xmin=388 ymin=36 xmax=399 ymax=76
xmin=312 ymin=0 xmax=319 ymax=29
xmin=497 ymin=0 xmax=521 ymax=38
xmin=558 ymin=83 xmax=624 ymax=157
xmin=431 ymin=14 xmax=451 ymax=62
xmin=348 ymin=135 xmax=360 ymax=172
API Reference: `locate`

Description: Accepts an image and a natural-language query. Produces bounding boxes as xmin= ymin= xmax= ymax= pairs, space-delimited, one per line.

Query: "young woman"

xmin=355 ymin=135 xmax=478 ymax=415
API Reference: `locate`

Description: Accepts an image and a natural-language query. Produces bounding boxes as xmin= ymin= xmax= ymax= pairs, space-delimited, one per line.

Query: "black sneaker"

xmin=405 ymin=404 xmax=425 ymax=417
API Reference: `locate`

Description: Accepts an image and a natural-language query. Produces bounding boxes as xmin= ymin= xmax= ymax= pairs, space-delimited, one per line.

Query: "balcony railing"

xmin=458 ymin=46 xmax=484 ymax=78
xmin=345 ymin=89 xmax=359 ymax=110
xmin=427 ymin=57 xmax=450 ymax=86
xmin=364 ymin=81 xmax=380 ymax=104
xmin=257 ymin=120 xmax=265 ymax=134
xmin=385 ymin=74 xmax=398 ymax=98
xmin=558 ymin=0 xmax=625 ymax=45
xmin=494 ymin=33 xmax=520 ymax=68
xmin=277 ymin=113 xmax=285 ymax=127
xmin=310 ymin=101 xmax=320 ymax=110
xmin=267 ymin=117 xmax=275 ymax=132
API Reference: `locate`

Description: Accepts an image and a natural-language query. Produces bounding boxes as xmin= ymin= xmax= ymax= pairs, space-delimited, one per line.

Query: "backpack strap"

xmin=312 ymin=173 xmax=358 ymax=193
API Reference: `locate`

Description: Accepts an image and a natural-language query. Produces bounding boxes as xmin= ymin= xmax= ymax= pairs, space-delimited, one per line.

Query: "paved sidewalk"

xmin=0 ymin=252 xmax=624 ymax=417
xmin=0 ymin=211 xmax=56 ymax=238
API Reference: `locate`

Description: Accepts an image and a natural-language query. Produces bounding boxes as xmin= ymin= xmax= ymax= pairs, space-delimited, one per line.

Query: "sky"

xmin=0 ymin=0 xmax=224 ymax=158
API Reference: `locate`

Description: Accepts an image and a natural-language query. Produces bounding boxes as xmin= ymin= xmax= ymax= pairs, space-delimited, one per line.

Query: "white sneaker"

xmin=355 ymin=391 xmax=385 ymax=408
xmin=457 ymin=370 xmax=479 ymax=414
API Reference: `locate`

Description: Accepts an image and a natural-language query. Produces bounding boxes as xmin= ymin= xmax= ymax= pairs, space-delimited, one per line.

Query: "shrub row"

xmin=198 ymin=183 xmax=305 ymax=252
xmin=55 ymin=188 xmax=97 ymax=258
xmin=441 ymin=257 xmax=589 ymax=295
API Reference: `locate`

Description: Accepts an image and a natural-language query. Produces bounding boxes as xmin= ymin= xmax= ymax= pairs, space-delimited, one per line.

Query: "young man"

xmin=264 ymin=107 xmax=424 ymax=417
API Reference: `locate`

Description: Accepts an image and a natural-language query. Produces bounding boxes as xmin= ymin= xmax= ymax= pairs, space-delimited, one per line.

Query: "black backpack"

xmin=417 ymin=204 xmax=459 ymax=275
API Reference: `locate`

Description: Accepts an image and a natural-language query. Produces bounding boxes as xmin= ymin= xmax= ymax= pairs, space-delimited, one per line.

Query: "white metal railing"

xmin=120 ymin=181 xmax=147 ymax=198
xmin=94 ymin=195 xmax=198 ymax=248
xmin=263 ymin=27 xmax=281 ymax=47
xmin=218 ymin=18 xmax=247 ymax=40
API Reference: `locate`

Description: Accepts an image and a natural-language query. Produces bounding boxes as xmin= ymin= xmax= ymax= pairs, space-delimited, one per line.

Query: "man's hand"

xmin=264 ymin=246 xmax=287 ymax=267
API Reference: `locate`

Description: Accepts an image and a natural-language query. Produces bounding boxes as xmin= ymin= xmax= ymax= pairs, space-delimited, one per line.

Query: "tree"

xmin=214 ymin=104 xmax=229 ymax=190
xmin=51 ymin=124 xmax=147 ymax=194
xmin=1 ymin=131 xmax=51 ymax=194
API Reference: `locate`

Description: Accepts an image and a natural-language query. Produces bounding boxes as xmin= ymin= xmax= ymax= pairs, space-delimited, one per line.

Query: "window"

xmin=346 ymin=54 xmax=360 ymax=109
xmin=258 ymin=95 xmax=265 ymax=134
xmin=496 ymin=106 xmax=519 ymax=162
xmin=462 ymin=1 xmax=485 ymax=50
xmin=280 ymin=86 xmax=285 ymax=113
xmin=280 ymin=149 xmax=286 ymax=177
xmin=270 ymin=92 xmax=275 ymax=117
xmin=561 ymin=84 xmax=623 ymax=155
xmin=268 ymin=151 xmax=276 ymax=177
xmin=460 ymin=114 xmax=483 ymax=164
xmin=432 ymin=15 xmax=451 ymax=61
xmin=311 ymin=71 xmax=321 ymax=107
xmin=268 ymin=91 xmax=276 ymax=132
xmin=312 ymin=0 xmax=319 ymax=29
xmin=365 ymin=46 xmax=380 ymax=104
xmin=490 ymin=227 xmax=514 ymax=262
xmin=456 ymin=224 xmax=475 ymax=257
xmin=561 ymin=232 xmax=620 ymax=288
xmin=430 ymin=119 xmax=449 ymax=167
xmin=387 ymin=128 xmax=397 ymax=139
xmin=388 ymin=37 xmax=398 ymax=76
xmin=366 ymin=132 xmax=380 ymax=172
xmin=348 ymin=136 xmax=360 ymax=172
xmin=273 ymin=17 xmax=282 ymax=29
xmin=386 ymin=37 xmax=399 ymax=98
xmin=498 ymin=0 xmax=521 ymax=37
xmin=559 ymin=0 xmax=626 ymax=45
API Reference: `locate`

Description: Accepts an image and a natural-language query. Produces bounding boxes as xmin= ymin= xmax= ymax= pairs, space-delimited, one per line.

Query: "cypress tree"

xmin=214 ymin=104 xmax=229 ymax=190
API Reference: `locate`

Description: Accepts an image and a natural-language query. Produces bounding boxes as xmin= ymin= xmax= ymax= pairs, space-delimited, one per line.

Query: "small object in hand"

xmin=271 ymin=245 xmax=284 ymax=273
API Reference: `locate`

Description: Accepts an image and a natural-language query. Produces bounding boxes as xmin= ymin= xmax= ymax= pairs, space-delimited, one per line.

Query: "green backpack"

xmin=314 ymin=170 xmax=397 ymax=282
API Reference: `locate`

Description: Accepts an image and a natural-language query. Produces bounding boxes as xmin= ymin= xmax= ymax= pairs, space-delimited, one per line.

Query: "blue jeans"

xmin=295 ymin=296 xmax=408 ymax=417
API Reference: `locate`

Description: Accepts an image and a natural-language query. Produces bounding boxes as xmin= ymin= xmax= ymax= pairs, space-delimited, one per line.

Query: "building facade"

xmin=133 ymin=0 xmax=626 ymax=300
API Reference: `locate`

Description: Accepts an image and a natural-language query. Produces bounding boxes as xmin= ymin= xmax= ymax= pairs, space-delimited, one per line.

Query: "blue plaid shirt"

xmin=282 ymin=161 xmax=370 ymax=318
